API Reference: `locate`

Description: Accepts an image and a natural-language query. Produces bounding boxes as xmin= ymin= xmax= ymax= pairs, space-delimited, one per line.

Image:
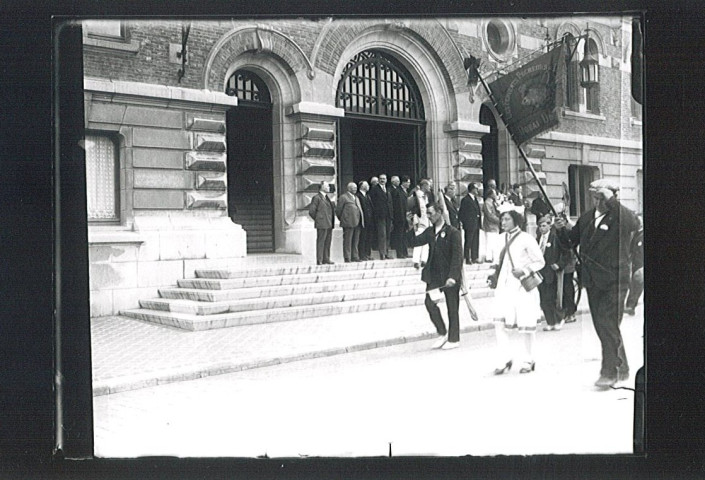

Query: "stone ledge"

xmin=84 ymin=77 xmax=239 ymax=109
xmin=88 ymin=230 xmax=145 ymax=245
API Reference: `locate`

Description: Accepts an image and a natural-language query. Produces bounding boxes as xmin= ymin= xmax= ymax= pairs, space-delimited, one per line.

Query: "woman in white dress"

xmin=488 ymin=206 xmax=545 ymax=374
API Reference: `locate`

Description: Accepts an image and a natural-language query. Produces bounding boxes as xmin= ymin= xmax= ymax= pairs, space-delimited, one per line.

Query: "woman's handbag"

xmin=506 ymin=234 xmax=543 ymax=292
xmin=519 ymin=271 xmax=543 ymax=291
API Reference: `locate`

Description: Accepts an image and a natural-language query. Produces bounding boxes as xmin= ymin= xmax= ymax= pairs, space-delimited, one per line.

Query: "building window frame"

xmin=568 ymin=164 xmax=599 ymax=217
xmin=83 ymin=20 xmax=128 ymax=42
xmin=85 ymin=131 xmax=121 ymax=224
xmin=82 ymin=20 xmax=140 ymax=54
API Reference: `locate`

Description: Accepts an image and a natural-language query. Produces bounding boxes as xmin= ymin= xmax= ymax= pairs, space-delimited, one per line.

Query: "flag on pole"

xmin=488 ymin=43 xmax=567 ymax=146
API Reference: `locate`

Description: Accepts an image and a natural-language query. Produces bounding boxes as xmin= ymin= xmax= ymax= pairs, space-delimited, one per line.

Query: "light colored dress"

xmin=493 ymin=228 xmax=545 ymax=330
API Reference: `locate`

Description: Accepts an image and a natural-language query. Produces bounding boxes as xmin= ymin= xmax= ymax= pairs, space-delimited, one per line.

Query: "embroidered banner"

xmin=488 ymin=43 xmax=566 ymax=146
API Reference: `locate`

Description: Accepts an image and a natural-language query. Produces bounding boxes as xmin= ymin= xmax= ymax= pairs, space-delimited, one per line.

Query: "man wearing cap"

xmin=555 ymin=178 xmax=640 ymax=388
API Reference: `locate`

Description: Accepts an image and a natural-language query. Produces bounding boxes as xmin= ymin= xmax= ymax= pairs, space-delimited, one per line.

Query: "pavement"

xmin=90 ymin=285 xmax=607 ymax=396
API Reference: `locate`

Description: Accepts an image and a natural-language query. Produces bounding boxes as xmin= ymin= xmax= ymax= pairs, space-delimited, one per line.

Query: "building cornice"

xmin=84 ymin=78 xmax=238 ymax=111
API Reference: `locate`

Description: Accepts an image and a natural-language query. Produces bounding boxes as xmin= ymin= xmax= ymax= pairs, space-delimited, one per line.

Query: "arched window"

xmin=336 ymin=50 xmax=424 ymax=121
xmin=225 ymin=70 xmax=271 ymax=107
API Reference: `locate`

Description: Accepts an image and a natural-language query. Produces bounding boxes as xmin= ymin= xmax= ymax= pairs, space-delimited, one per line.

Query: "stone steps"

xmin=121 ymin=260 xmax=496 ymax=331
xmin=159 ymin=275 xmax=489 ymax=302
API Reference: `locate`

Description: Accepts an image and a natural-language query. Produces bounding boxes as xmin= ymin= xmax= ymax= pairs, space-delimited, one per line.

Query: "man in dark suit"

xmin=370 ymin=173 xmax=394 ymax=259
xmin=555 ymin=179 xmax=640 ymax=388
xmin=308 ymin=181 xmax=335 ymax=265
xmin=390 ymin=175 xmax=409 ymax=258
xmin=356 ymin=180 xmax=375 ymax=261
xmin=442 ymin=182 xmax=460 ymax=229
xmin=405 ymin=201 xmax=464 ymax=350
xmin=458 ymin=182 xmax=482 ymax=264
xmin=536 ymin=215 xmax=568 ymax=331
xmin=336 ymin=182 xmax=363 ymax=263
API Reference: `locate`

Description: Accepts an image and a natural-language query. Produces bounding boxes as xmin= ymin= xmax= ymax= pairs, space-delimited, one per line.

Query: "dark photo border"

xmin=2 ymin=0 xmax=704 ymax=478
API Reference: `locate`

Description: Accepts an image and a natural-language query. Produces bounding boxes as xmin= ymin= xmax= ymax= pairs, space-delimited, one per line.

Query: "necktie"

xmin=540 ymin=234 xmax=547 ymax=253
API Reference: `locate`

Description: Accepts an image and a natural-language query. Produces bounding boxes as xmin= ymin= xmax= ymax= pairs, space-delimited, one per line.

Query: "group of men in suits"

xmin=308 ymin=174 xmax=417 ymax=265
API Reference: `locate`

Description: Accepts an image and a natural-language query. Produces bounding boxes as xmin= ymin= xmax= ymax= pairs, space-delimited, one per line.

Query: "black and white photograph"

xmin=71 ymin=14 xmax=646 ymax=458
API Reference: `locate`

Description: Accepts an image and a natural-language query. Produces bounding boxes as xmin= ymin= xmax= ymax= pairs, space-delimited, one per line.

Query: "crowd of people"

xmin=308 ymin=175 xmax=644 ymax=388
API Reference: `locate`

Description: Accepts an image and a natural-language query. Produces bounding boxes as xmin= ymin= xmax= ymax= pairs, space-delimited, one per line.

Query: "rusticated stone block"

xmin=187 ymin=117 xmax=226 ymax=133
xmin=88 ymin=102 xmax=126 ymax=124
xmin=300 ymin=140 xmax=335 ymax=157
xmin=455 ymin=151 xmax=483 ymax=168
xmin=302 ymin=125 xmax=335 ymax=141
xmin=186 ymin=192 xmax=227 ymax=209
xmin=133 ymin=148 xmax=184 ymax=169
xmin=134 ymin=169 xmax=191 ymax=189
xmin=297 ymin=175 xmax=335 ymax=193
xmin=133 ymin=127 xmax=190 ymax=149
xmin=133 ymin=190 xmax=185 ymax=209
xmin=194 ymin=133 xmax=226 ymax=152
xmin=196 ymin=173 xmax=227 ymax=190
xmin=185 ymin=152 xmax=226 ymax=172
xmin=298 ymin=157 xmax=336 ymax=175
xmin=124 ymin=106 xmax=183 ymax=129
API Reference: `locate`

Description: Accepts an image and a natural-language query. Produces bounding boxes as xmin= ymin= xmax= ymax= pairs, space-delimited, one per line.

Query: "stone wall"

xmin=84 ymin=79 xmax=246 ymax=316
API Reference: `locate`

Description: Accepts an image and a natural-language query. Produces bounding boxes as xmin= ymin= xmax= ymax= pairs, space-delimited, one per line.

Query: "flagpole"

xmin=469 ymin=60 xmax=560 ymax=219
xmin=466 ymin=49 xmax=584 ymax=268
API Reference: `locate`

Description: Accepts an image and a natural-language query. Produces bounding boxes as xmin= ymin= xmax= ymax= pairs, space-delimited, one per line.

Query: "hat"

xmin=589 ymin=178 xmax=620 ymax=193
xmin=498 ymin=203 xmax=525 ymax=215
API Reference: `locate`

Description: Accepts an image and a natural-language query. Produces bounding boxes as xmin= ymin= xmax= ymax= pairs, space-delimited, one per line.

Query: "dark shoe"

xmin=564 ymin=314 xmax=577 ymax=323
xmin=420 ymin=261 xmax=426 ymax=267
xmin=624 ymin=307 xmax=636 ymax=316
xmin=519 ymin=361 xmax=536 ymax=374
xmin=344 ymin=260 xmax=350 ymax=263
xmin=324 ymin=261 xmax=335 ymax=265
xmin=414 ymin=262 xmax=420 ymax=269
xmin=594 ymin=375 xmax=618 ymax=388
xmin=352 ymin=258 xmax=360 ymax=262
xmin=494 ymin=360 xmax=512 ymax=375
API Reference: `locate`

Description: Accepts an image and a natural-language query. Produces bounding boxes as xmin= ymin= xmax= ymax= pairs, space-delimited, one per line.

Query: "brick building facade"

xmin=81 ymin=16 xmax=643 ymax=316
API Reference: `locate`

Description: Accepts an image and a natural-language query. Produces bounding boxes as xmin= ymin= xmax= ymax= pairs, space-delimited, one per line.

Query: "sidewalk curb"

xmin=92 ymin=321 xmax=495 ymax=396
xmin=93 ymin=307 xmax=590 ymax=397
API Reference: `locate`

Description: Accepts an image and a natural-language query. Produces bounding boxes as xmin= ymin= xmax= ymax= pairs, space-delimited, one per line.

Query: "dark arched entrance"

xmin=225 ymin=70 xmax=274 ymax=253
xmin=336 ymin=50 xmax=426 ymax=188
xmin=480 ymin=104 xmax=499 ymax=196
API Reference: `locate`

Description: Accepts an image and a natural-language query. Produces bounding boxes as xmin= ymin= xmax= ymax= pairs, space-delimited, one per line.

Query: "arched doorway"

xmin=336 ymin=50 xmax=426 ymax=188
xmin=480 ymin=104 xmax=499 ymax=196
xmin=225 ymin=70 xmax=274 ymax=253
